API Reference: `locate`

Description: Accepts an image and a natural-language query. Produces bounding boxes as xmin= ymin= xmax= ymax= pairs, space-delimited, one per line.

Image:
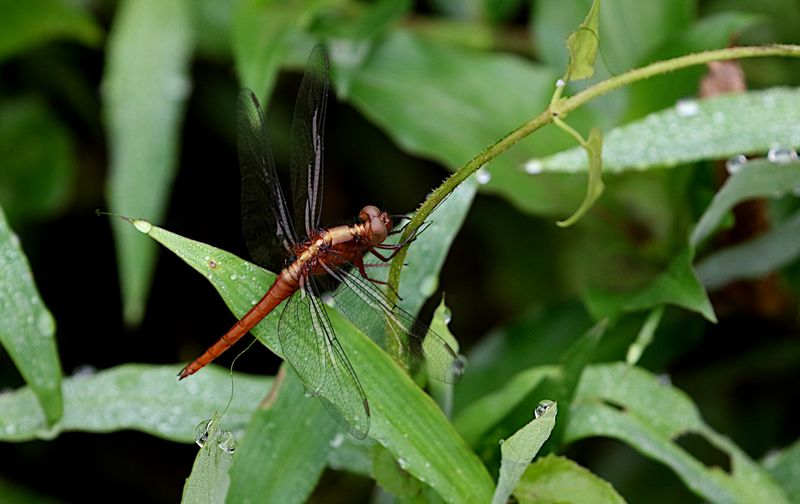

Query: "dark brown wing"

xmin=238 ymin=89 xmax=297 ymax=271
xmin=289 ymin=45 xmax=329 ymax=238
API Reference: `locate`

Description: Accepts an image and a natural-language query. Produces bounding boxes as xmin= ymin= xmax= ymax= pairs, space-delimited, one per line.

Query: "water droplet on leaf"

xmin=725 ymin=154 xmax=747 ymax=174
xmin=675 ymin=98 xmax=699 ymax=117
xmin=767 ymin=146 xmax=798 ymax=164
xmin=534 ymin=400 xmax=554 ymax=419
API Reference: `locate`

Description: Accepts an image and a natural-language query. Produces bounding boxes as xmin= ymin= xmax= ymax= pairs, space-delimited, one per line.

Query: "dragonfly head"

xmin=359 ymin=205 xmax=392 ymax=245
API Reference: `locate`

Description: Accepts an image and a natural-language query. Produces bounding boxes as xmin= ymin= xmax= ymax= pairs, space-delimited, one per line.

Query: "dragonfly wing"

xmin=326 ymin=265 xmax=464 ymax=384
xmin=278 ymin=282 xmax=370 ymax=439
xmin=238 ymin=89 xmax=297 ymax=271
xmin=289 ymin=45 xmax=329 ymax=237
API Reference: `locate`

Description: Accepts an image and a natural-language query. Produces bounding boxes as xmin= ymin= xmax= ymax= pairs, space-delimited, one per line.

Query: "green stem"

xmin=387 ymin=44 xmax=800 ymax=300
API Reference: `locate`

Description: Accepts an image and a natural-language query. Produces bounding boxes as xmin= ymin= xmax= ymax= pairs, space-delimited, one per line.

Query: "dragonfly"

xmin=178 ymin=46 xmax=463 ymax=439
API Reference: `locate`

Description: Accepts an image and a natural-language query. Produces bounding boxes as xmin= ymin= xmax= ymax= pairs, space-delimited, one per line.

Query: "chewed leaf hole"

xmin=674 ymin=432 xmax=732 ymax=473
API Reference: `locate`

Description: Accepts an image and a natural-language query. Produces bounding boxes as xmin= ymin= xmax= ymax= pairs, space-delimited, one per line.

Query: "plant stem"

xmin=387 ymin=44 xmax=800 ymax=299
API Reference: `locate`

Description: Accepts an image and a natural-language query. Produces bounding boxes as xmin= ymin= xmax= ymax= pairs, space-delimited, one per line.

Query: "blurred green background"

xmin=1 ymin=0 xmax=800 ymax=502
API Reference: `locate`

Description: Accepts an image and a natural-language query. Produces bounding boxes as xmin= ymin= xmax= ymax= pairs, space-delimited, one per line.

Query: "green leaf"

xmin=0 ymin=97 xmax=74 ymax=223
xmin=0 ymin=206 xmax=62 ymax=425
xmin=346 ymin=30 xmax=596 ymax=216
xmin=533 ymin=0 xmax=692 ymax=77
xmin=584 ymin=246 xmax=716 ymax=322
xmin=529 ymin=88 xmax=800 ymax=173
xmin=226 ymin=366 xmax=337 ymax=504
xmin=129 ymin=221 xmax=495 ymax=503
xmin=514 ymin=454 xmax=626 ymax=504
xmin=696 ymin=209 xmax=800 ymax=290
xmin=103 ymin=0 xmax=194 ymax=325
xmin=233 ymin=0 xmax=333 ymax=101
xmin=372 ymin=444 xmax=423 ymax=498
xmin=625 ymin=306 xmax=664 ymax=365
xmin=398 ymin=172 xmax=478 ymax=317
xmin=0 ymin=0 xmax=102 ymax=61
xmin=566 ymin=363 xmax=789 ymax=503
xmin=556 ymin=127 xmax=604 ymax=227
xmin=564 ymin=0 xmax=600 ymax=81
xmin=0 ymin=364 xmax=270 ymax=443
xmin=454 ymin=366 xmax=559 ymax=447
xmin=182 ymin=416 xmax=234 ymax=504
xmin=690 ymin=159 xmax=800 ymax=247
xmin=492 ymin=401 xmax=557 ymax=504
xmin=763 ymin=438 xmax=800 ymax=502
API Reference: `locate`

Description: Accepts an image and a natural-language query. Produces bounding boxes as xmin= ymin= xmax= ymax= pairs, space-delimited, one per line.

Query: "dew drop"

xmin=9 ymin=233 xmax=20 ymax=248
xmin=498 ymin=439 xmax=505 ymax=445
xmin=217 ymin=430 xmax=236 ymax=454
xmin=534 ymin=400 xmax=554 ymax=419
xmin=725 ymin=154 xmax=747 ymax=175
xmin=674 ymin=98 xmax=700 ymax=117
xmin=452 ymin=355 xmax=466 ymax=377
xmin=524 ymin=160 xmax=543 ymax=174
xmin=329 ymin=433 xmax=345 ymax=448
xmin=72 ymin=364 xmax=96 ymax=378
xmin=164 ymin=75 xmax=191 ymax=101
xmin=321 ymin=292 xmax=335 ymax=307
xmin=767 ymin=146 xmax=798 ymax=164
xmin=36 ymin=312 xmax=54 ymax=335
xmin=441 ymin=307 xmax=453 ymax=325
xmin=555 ymin=78 xmax=566 ymax=89
xmin=194 ymin=419 xmax=213 ymax=447
xmin=230 ymin=274 xmax=237 ymax=280
xmin=656 ymin=373 xmax=672 ymax=386
xmin=208 ymin=260 xmax=217 ymax=269
xmin=476 ymin=167 xmax=492 ymax=185
xmin=397 ymin=457 xmax=409 ymax=470
xmin=418 ymin=275 xmax=438 ymax=297
xmin=133 ymin=220 xmax=152 ymax=233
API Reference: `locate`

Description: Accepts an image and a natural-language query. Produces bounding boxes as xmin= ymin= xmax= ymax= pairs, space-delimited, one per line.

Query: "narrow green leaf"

xmin=626 ymin=305 xmax=664 ymax=365
xmin=428 ymin=298 xmax=460 ymax=417
xmin=529 ymin=88 xmax=800 ymax=173
xmin=398 ymin=177 xmax=478 ymax=316
xmin=326 ymin=433 xmax=373 ymax=476
xmin=454 ymin=366 xmax=559 ymax=447
xmin=763 ymin=438 xmax=800 ymax=502
xmin=372 ymin=444 xmax=423 ymax=498
xmin=690 ymin=159 xmax=800 ymax=247
xmin=492 ymin=401 xmax=557 ymax=504
xmin=0 ymin=206 xmax=62 ymax=425
xmin=0 ymin=97 xmax=74 ymax=223
xmin=514 ymin=454 xmax=626 ymax=504
xmin=584 ymin=246 xmax=716 ymax=322
xmin=556 ymin=127 xmax=604 ymax=227
xmin=226 ymin=366 xmax=337 ymax=504
xmin=0 ymin=0 xmax=102 ymax=61
xmin=182 ymin=416 xmax=234 ymax=504
xmin=130 ymin=221 xmax=495 ymax=503
xmin=0 ymin=364 xmax=270 ymax=443
xmin=533 ymin=0 xmax=692 ymax=80
xmin=103 ymin=0 xmax=193 ymax=324
xmin=566 ymin=363 xmax=789 ymax=503
xmin=696 ymin=209 xmax=800 ymax=290
xmin=564 ymin=0 xmax=600 ymax=81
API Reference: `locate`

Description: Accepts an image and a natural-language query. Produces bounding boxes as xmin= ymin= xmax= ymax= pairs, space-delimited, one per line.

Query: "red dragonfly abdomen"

xmin=178 ymin=270 xmax=299 ymax=379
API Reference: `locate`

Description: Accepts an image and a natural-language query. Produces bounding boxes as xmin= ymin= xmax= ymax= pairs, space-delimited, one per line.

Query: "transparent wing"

xmin=278 ymin=281 xmax=370 ymax=439
xmin=325 ymin=264 xmax=464 ymax=384
xmin=289 ymin=45 xmax=329 ymax=237
xmin=238 ymin=89 xmax=297 ymax=271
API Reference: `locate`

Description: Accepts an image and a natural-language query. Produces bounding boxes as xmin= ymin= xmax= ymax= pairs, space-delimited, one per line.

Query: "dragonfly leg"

xmin=353 ymin=256 xmax=402 ymax=299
